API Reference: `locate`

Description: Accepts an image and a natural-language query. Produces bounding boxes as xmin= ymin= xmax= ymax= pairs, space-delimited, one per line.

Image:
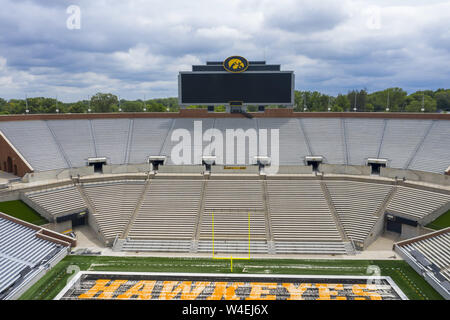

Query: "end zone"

xmin=55 ymin=271 xmax=408 ymax=300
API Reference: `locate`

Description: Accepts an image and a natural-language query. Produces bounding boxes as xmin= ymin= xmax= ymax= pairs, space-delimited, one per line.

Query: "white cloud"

xmin=0 ymin=0 xmax=449 ymax=101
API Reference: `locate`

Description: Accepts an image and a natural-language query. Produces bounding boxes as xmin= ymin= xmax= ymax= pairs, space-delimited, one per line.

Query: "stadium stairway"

xmin=121 ymin=176 xmax=152 ymax=239
xmin=320 ymin=181 xmax=348 ymax=242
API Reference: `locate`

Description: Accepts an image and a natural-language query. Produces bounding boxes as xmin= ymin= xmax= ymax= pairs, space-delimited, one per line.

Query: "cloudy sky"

xmin=0 ymin=0 xmax=449 ymax=101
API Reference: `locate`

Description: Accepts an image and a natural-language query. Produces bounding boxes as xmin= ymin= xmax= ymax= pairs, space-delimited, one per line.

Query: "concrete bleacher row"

xmin=19 ymin=178 xmax=450 ymax=255
xmin=395 ymin=228 xmax=450 ymax=299
xmin=325 ymin=181 xmax=392 ymax=243
xmin=128 ymin=179 xmax=202 ymax=240
xmin=1 ymin=118 xmax=449 ymax=174
xmin=83 ymin=180 xmax=146 ymax=241
xmin=0 ymin=215 xmax=69 ymax=299
xmin=387 ymin=186 xmax=450 ymax=220
xmin=266 ymin=180 xmax=342 ymax=242
xmin=24 ymin=185 xmax=87 ymax=216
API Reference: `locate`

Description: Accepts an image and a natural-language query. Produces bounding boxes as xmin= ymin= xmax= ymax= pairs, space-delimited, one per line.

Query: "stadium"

xmin=0 ymin=57 xmax=449 ymax=304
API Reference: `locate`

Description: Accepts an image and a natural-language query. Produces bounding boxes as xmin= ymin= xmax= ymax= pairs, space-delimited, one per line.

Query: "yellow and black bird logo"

xmin=223 ymin=56 xmax=249 ymax=73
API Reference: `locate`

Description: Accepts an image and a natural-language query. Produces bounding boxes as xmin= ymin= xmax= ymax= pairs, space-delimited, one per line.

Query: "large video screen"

xmin=179 ymin=72 xmax=293 ymax=105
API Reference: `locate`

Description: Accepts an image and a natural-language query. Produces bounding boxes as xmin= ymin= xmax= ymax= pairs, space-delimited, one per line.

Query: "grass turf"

xmin=0 ymin=200 xmax=48 ymax=225
xmin=426 ymin=209 xmax=450 ymax=230
xmin=19 ymin=255 xmax=443 ymax=300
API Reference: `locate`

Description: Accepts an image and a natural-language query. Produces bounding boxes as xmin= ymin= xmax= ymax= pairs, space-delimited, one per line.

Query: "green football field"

xmin=20 ymin=255 xmax=443 ymax=300
xmin=426 ymin=209 xmax=450 ymax=230
xmin=0 ymin=200 xmax=48 ymax=225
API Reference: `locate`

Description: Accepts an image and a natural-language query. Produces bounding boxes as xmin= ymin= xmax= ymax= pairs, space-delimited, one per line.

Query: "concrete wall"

xmin=268 ymin=165 xmax=312 ymax=175
xmin=421 ymin=201 xmax=450 ymax=226
xmin=381 ymin=167 xmax=450 ymax=186
xmin=319 ymin=164 xmax=372 ymax=176
xmin=23 ymin=166 xmax=94 ymax=183
xmin=157 ymin=165 xmax=205 ymax=174
xmin=364 ymin=216 xmax=386 ymax=248
xmin=102 ymin=163 xmax=151 ymax=174
xmin=211 ymin=165 xmax=259 ymax=174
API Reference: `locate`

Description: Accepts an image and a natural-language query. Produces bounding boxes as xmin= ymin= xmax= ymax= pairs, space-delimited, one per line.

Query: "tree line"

xmin=0 ymin=88 xmax=449 ymax=115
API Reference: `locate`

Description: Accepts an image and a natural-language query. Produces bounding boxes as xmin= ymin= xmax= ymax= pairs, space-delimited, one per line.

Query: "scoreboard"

xmin=178 ymin=56 xmax=294 ymax=107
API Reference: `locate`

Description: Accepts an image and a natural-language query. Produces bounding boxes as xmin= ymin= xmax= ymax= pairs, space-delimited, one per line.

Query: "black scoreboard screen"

xmin=179 ymin=72 xmax=294 ymax=105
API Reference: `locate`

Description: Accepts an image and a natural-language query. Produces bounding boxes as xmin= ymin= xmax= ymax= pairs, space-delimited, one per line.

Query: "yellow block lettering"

xmin=207 ymin=282 xmax=243 ymax=300
xmin=116 ymin=280 xmax=156 ymax=300
xmin=79 ymin=279 xmax=127 ymax=299
xmin=316 ymin=283 xmax=346 ymax=300
xmin=282 ymin=283 xmax=311 ymax=300
xmin=352 ymin=284 xmax=382 ymax=300
xmin=246 ymin=282 xmax=277 ymax=300
xmin=159 ymin=281 xmax=210 ymax=300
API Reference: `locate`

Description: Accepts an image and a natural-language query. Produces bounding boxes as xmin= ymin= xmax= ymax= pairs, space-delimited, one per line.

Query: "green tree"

xmin=121 ymin=100 xmax=143 ymax=112
xmin=435 ymin=89 xmax=450 ymax=111
xmin=67 ymin=102 xmax=86 ymax=113
xmin=334 ymin=94 xmax=350 ymax=111
xmin=90 ymin=93 xmax=118 ymax=113
xmin=405 ymin=94 xmax=436 ymax=112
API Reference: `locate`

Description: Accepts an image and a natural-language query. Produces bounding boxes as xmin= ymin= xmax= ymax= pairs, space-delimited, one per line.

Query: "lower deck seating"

xmin=266 ymin=180 xmax=342 ymax=242
xmin=128 ymin=179 xmax=203 ymax=240
xmin=83 ymin=180 xmax=145 ymax=241
xmin=200 ymin=180 xmax=267 ymax=241
xmin=25 ymin=186 xmax=86 ymax=216
xmin=273 ymin=241 xmax=350 ymax=255
xmin=197 ymin=240 xmax=268 ymax=254
xmin=387 ymin=186 xmax=450 ymax=220
xmin=121 ymin=239 xmax=193 ymax=253
xmin=325 ymin=181 xmax=392 ymax=243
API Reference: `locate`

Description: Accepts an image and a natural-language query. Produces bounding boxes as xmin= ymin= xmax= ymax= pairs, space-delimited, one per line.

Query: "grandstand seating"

xmin=128 ymin=179 xmax=202 ymax=240
xmin=213 ymin=118 xmax=258 ymax=165
xmin=0 ymin=215 xmax=67 ymax=298
xmin=127 ymin=118 xmax=172 ymax=164
xmin=83 ymin=180 xmax=145 ymax=241
xmin=344 ymin=119 xmax=384 ymax=166
xmin=257 ymin=118 xmax=310 ymax=165
xmin=1 ymin=117 xmax=449 ymax=173
xmin=25 ymin=185 xmax=87 ymax=216
xmin=91 ymin=119 xmax=131 ymax=164
xmin=161 ymin=118 xmax=214 ymax=165
xmin=0 ymin=120 xmax=67 ymax=171
xmin=395 ymin=229 xmax=450 ymax=299
xmin=121 ymin=239 xmax=193 ymax=253
xmin=200 ymin=180 xmax=266 ymax=240
xmin=408 ymin=120 xmax=450 ymax=174
xmin=387 ymin=186 xmax=450 ymax=220
xmin=401 ymin=231 xmax=450 ymax=282
xmin=273 ymin=241 xmax=350 ymax=255
xmin=47 ymin=120 xmax=96 ymax=168
xmin=197 ymin=240 xmax=268 ymax=254
xmin=266 ymin=180 xmax=342 ymax=242
xmin=378 ymin=119 xmax=432 ymax=169
xmin=300 ymin=118 xmax=346 ymax=164
xmin=325 ymin=181 xmax=392 ymax=243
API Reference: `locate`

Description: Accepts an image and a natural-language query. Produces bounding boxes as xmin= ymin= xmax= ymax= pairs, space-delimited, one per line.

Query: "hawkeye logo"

xmin=223 ymin=56 xmax=249 ymax=73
